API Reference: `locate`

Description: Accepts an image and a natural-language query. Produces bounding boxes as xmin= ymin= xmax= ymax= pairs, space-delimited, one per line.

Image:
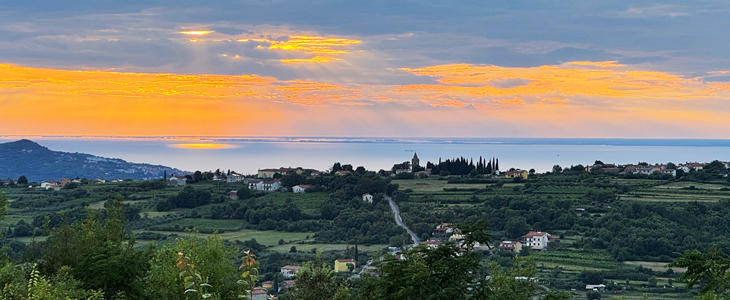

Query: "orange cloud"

xmin=278 ymin=80 xmax=362 ymax=105
xmin=281 ymin=56 xmax=342 ymax=64
xmin=179 ymin=30 xmax=213 ymax=36
xmin=399 ymin=62 xmax=713 ymax=100
xmin=0 ymin=64 xmax=364 ymax=135
xmin=239 ymin=35 xmax=361 ymax=63
xmin=498 ymin=97 xmax=525 ymax=105
xmin=3 ymin=63 xmax=730 ymax=138
xmin=569 ymin=61 xmax=624 ymax=67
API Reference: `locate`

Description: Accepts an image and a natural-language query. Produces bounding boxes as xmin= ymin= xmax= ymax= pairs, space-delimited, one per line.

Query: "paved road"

xmin=384 ymin=195 xmax=419 ymax=245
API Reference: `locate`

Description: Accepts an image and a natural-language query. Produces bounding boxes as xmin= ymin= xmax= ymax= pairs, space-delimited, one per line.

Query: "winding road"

xmin=384 ymin=195 xmax=419 ymax=245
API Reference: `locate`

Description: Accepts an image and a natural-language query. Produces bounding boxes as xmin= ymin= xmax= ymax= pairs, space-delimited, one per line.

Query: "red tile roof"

xmin=522 ymin=231 xmax=549 ymax=238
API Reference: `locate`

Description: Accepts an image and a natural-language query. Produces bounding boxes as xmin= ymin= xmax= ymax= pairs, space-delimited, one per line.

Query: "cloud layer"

xmin=1 ymin=1 xmax=730 ymax=138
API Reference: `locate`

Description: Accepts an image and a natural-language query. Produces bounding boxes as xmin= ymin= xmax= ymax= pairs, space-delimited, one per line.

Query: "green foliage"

xmin=0 ymin=264 xmax=105 ymax=300
xmin=357 ymin=222 xmax=534 ymax=300
xmin=238 ymin=250 xmax=260 ymax=300
xmin=586 ymin=291 xmax=602 ymax=300
xmin=157 ymin=186 xmax=213 ymax=211
xmin=285 ymin=253 xmax=349 ymax=300
xmin=34 ymin=195 xmax=153 ymax=299
xmin=539 ymin=290 xmax=571 ymax=300
xmin=177 ymin=252 xmax=214 ymax=299
xmin=669 ymin=245 xmax=730 ymax=299
xmin=145 ymin=235 xmax=239 ymax=300
xmin=476 ymin=257 xmax=537 ymax=300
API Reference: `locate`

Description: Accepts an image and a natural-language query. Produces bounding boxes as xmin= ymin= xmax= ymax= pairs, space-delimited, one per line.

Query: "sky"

xmin=1 ymin=1 xmax=730 ymax=138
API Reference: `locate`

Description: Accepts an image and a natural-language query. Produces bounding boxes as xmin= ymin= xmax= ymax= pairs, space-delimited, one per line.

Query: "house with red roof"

xmin=521 ymin=231 xmax=551 ymax=250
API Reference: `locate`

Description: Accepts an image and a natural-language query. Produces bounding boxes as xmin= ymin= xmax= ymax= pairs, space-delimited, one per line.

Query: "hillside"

xmin=0 ymin=139 xmax=188 ymax=182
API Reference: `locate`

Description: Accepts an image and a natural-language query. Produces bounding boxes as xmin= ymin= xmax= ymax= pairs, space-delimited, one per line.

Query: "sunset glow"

xmin=170 ymin=143 xmax=236 ymax=149
xmin=238 ymin=35 xmax=361 ymax=63
xmin=179 ymin=31 xmax=213 ymax=35
xmin=1 ymin=2 xmax=729 ymax=138
xmin=2 ymin=61 xmax=730 ymax=138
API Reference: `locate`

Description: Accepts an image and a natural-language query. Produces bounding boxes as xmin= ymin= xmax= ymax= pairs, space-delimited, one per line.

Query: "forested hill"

xmin=0 ymin=139 xmax=188 ymax=182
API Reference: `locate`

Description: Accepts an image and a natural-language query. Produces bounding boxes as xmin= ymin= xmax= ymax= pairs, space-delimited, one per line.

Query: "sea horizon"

xmin=2 ymin=136 xmax=729 ymax=176
xmin=3 ymin=135 xmax=730 ymax=147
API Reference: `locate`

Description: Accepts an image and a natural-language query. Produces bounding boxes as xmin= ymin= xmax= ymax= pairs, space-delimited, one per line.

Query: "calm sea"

xmin=2 ymin=137 xmax=729 ymax=174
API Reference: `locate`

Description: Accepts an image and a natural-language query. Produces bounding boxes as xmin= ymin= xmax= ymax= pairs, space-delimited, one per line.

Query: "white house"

xmin=40 ymin=181 xmax=62 ymax=191
xmin=586 ymin=284 xmax=606 ymax=291
xmin=636 ymin=166 xmax=660 ymax=175
xmin=362 ymin=193 xmax=373 ymax=203
xmin=259 ymin=180 xmax=281 ymax=192
xmin=280 ymin=265 xmax=301 ymax=279
xmin=521 ymin=231 xmax=550 ymax=250
xmin=680 ymin=162 xmax=704 ymax=172
xmin=229 ymin=190 xmax=239 ymax=200
xmin=227 ymin=173 xmax=244 ymax=183
xmin=169 ymin=176 xmax=187 ymax=186
xmin=293 ymin=185 xmax=312 ymax=193
xmin=246 ymin=179 xmax=281 ymax=192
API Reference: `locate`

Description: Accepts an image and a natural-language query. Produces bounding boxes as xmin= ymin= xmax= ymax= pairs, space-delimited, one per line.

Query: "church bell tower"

xmin=412 ymin=152 xmax=420 ymax=172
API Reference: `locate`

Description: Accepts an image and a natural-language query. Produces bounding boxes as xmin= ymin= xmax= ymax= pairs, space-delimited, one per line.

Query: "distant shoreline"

xmin=2 ymin=136 xmax=730 ymax=147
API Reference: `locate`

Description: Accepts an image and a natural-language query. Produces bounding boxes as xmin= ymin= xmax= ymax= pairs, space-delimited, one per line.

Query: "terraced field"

xmin=620 ymin=181 xmax=730 ymax=202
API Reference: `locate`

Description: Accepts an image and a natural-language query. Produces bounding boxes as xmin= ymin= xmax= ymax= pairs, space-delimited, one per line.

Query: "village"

xmin=2 ymin=152 xmax=730 ymax=299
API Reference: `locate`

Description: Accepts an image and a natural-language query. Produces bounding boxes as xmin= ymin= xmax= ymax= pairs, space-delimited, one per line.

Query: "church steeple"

xmin=412 ymin=152 xmax=420 ymax=171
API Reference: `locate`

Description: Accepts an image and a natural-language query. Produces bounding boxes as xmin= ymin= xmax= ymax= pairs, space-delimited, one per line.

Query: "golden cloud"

xmin=278 ymin=80 xmax=362 ymax=105
xmin=569 ymin=61 xmax=624 ymax=67
xmin=399 ymin=62 xmax=720 ymax=100
xmin=179 ymin=30 xmax=213 ymax=36
xmin=238 ymin=35 xmax=361 ymax=63
xmin=498 ymin=98 xmax=525 ymax=105
xmin=3 ymin=62 xmax=730 ymax=138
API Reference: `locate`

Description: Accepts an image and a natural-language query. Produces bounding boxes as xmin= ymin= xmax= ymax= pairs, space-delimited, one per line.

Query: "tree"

xmin=552 ymin=165 xmax=562 ymax=174
xmin=17 ymin=175 xmax=28 ymax=185
xmin=669 ymin=246 xmax=730 ymax=299
xmin=355 ymin=166 xmax=366 ymax=175
xmin=38 ymin=195 xmax=152 ymax=299
xmin=285 ymin=253 xmax=349 ymax=300
xmin=504 ymin=217 xmax=529 ymax=238
xmin=146 ymin=235 xmax=239 ymax=300
xmin=476 ymin=257 xmax=537 ymax=300
xmin=193 ymin=171 xmax=204 ymax=182
xmin=358 ymin=222 xmax=536 ymax=300
xmin=586 ymin=291 xmax=602 ymax=300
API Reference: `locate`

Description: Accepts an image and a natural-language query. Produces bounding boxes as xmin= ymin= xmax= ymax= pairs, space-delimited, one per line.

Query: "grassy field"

xmin=393 ymin=179 xmax=490 ymax=193
xmin=269 ymin=243 xmax=388 ymax=253
xmin=624 ymin=261 xmax=687 ymax=273
xmin=620 ymin=181 xmax=730 ymax=202
xmin=532 ymin=249 xmax=618 ymax=269
xmin=147 ymin=218 xmax=245 ymax=232
xmin=136 ymin=229 xmax=313 ymax=247
xmin=256 ymin=192 xmax=329 ymax=214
